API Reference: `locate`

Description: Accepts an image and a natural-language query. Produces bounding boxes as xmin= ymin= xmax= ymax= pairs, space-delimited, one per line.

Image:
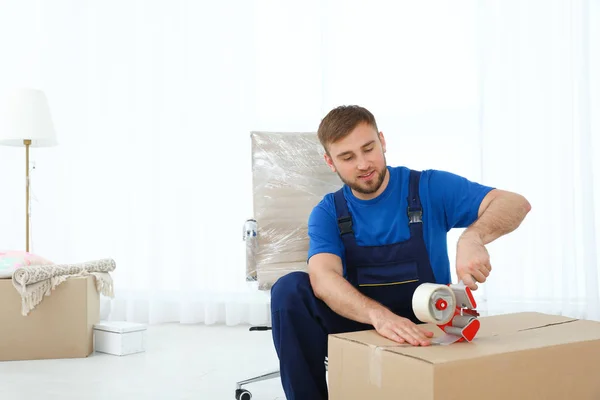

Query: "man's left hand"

xmin=456 ymin=232 xmax=491 ymax=290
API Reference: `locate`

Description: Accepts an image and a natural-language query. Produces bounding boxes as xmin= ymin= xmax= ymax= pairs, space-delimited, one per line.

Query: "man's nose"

xmin=356 ymin=155 xmax=369 ymax=170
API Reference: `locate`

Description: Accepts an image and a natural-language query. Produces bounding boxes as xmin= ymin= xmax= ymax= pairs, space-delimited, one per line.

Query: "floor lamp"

xmin=0 ymin=88 xmax=58 ymax=252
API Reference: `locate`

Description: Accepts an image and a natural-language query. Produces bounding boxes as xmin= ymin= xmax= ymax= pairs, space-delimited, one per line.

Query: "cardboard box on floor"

xmin=328 ymin=312 xmax=600 ymax=400
xmin=0 ymin=276 xmax=100 ymax=362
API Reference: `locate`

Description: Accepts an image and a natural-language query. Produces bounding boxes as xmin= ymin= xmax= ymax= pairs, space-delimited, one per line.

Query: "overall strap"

xmin=333 ymin=188 xmax=353 ymax=235
xmin=407 ymin=170 xmax=423 ymax=224
xmin=333 ymin=187 xmax=358 ymax=283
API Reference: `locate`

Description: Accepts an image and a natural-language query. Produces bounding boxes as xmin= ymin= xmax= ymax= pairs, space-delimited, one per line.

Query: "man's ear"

xmin=379 ymin=131 xmax=387 ymax=153
xmin=324 ymin=153 xmax=336 ymax=172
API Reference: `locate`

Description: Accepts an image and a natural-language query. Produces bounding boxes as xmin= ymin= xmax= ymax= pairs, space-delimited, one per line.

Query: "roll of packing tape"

xmin=412 ymin=283 xmax=456 ymax=325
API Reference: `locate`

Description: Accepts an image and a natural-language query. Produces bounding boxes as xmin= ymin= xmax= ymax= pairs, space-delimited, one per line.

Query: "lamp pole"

xmin=24 ymin=138 xmax=31 ymax=252
xmin=0 ymin=88 xmax=58 ymax=253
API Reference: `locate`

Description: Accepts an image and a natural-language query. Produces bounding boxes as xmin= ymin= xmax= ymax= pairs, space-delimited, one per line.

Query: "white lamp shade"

xmin=0 ymin=88 xmax=58 ymax=147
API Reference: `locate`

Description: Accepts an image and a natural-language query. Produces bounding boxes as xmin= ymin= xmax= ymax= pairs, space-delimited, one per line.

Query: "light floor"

xmin=0 ymin=324 xmax=286 ymax=400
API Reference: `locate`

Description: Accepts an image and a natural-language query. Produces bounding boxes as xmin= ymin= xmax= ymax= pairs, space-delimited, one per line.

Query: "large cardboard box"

xmin=0 ymin=276 xmax=100 ymax=361
xmin=328 ymin=312 xmax=600 ymax=399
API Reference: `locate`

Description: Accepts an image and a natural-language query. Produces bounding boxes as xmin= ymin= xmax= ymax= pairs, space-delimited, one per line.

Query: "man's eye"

xmin=343 ymin=156 xmax=353 ymax=161
xmin=365 ymin=147 xmax=373 ymax=152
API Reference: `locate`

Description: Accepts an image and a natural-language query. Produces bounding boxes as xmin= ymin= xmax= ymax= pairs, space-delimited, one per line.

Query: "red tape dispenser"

xmin=412 ymin=281 xmax=480 ymax=345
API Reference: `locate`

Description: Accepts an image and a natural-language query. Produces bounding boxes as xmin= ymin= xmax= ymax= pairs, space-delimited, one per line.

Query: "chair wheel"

xmin=235 ymin=389 xmax=252 ymax=400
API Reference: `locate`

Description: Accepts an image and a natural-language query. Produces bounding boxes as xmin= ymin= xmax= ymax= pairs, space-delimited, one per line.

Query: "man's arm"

xmin=462 ymin=189 xmax=531 ymax=245
xmin=308 ymin=253 xmax=433 ymax=346
xmin=308 ymin=253 xmax=383 ymax=325
xmin=456 ymin=189 xmax=531 ymax=289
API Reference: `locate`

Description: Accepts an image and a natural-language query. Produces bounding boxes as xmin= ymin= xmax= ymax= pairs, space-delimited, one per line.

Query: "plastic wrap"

xmin=246 ymin=131 xmax=342 ymax=290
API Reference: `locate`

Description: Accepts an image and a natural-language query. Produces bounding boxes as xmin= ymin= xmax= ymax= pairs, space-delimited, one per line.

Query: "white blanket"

xmin=11 ymin=258 xmax=116 ymax=316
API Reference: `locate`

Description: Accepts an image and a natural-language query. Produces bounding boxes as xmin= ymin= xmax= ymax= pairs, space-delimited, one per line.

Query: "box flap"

xmin=386 ymin=319 xmax=600 ymax=362
xmin=475 ymin=312 xmax=577 ymax=337
xmin=330 ymin=312 xmax=590 ymax=364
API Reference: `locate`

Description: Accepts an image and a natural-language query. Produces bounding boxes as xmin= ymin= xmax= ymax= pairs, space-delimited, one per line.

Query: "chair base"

xmin=235 ymin=368 xmax=280 ymax=399
xmin=234 ymin=346 xmax=328 ymax=399
xmin=236 ymin=369 xmax=281 ymax=390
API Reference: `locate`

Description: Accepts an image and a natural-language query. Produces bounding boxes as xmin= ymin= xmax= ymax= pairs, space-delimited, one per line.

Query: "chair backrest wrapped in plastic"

xmin=246 ymin=131 xmax=342 ymax=290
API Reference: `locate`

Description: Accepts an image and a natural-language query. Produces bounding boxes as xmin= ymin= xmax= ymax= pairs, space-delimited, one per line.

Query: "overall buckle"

xmin=338 ymin=216 xmax=353 ymax=235
xmin=408 ymin=208 xmax=422 ymax=224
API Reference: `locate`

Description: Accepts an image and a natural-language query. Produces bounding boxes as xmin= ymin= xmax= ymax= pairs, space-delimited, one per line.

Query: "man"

xmin=270 ymin=105 xmax=531 ymax=399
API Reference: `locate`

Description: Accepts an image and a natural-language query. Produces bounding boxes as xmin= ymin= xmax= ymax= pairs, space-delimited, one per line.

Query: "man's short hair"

xmin=317 ymin=105 xmax=379 ymax=153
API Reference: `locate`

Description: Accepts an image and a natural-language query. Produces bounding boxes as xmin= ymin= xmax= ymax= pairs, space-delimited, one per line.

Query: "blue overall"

xmin=270 ymin=170 xmax=438 ymax=400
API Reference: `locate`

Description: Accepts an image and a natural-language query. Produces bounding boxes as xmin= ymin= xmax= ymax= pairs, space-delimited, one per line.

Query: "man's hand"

xmin=309 ymin=253 xmax=433 ymax=346
xmin=456 ymin=232 xmax=491 ymax=290
xmin=453 ymin=189 xmax=530 ymax=291
xmin=370 ymin=308 xmax=433 ymax=346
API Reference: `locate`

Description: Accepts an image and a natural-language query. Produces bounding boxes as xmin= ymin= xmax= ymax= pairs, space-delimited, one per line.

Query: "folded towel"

xmin=12 ymin=258 xmax=116 ymax=316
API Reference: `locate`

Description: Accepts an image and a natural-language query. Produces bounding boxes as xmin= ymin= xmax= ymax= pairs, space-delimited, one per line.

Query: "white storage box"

xmin=93 ymin=321 xmax=147 ymax=356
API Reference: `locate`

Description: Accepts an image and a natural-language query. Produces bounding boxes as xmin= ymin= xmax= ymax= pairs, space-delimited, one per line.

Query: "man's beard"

xmin=338 ymin=164 xmax=388 ymax=195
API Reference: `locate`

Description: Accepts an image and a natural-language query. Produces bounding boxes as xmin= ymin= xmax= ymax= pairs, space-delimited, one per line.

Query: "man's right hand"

xmin=308 ymin=253 xmax=434 ymax=346
xmin=370 ymin=309 xmax=434 ymax=346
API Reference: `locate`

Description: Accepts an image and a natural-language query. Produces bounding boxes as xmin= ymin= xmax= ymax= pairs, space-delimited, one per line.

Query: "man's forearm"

xmin=462 ymin=191 xmax=531 ymax=245
xmin=309 ymin=269 xmax=388 ymax=326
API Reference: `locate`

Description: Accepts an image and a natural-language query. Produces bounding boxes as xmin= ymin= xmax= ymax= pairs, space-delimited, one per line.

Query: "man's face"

xmin=324 ymin=122 xmax=389 ymax=200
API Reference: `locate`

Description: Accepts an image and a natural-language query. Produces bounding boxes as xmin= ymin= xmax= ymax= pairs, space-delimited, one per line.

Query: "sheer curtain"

xmin=0 ymin=0 xmax=265 ymax=325
xmin=0 ymin=0 xmax=597 ymax=326
xmin=475 ymin=0 xmax=600 ymax=320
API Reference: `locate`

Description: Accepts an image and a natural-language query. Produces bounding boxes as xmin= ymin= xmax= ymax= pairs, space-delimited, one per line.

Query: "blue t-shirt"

xmin=307 ymin=166 xmax=495 ymax=284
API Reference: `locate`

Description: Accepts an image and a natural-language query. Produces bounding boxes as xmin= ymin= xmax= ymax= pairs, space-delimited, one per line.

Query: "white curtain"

xmin=475 ymin=0 xmax=600 ymax=321
xmin=0 ymin=0 xmax=597 ymax=325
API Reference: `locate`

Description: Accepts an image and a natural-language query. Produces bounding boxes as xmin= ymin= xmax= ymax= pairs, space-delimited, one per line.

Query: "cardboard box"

xmin=93 ymin=321 xmax=147 ymax=356
xmin=328 ymin=312 xmax=600 ymax=399
xmin=0 ymin=276 xmax=100 ymax=362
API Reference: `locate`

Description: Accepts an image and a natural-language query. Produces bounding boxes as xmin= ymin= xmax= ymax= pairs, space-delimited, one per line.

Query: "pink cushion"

xmin=0 ymin=250 xmax=54 ymax=278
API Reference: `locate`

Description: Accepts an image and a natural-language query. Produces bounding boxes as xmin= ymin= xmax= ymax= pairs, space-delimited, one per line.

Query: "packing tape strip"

xmin=431 ymin=333 xmax=463 ymax=346
xmin=369 ymin=345 xmax=402 ymax=387
xmin=369 ymin=346 xmax=385 ymax=388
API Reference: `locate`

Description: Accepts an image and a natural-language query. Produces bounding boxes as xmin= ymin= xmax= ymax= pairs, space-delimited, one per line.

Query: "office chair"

xmin=234 ymin=220 xmax=330 ymax=400
xmin=233 ymin=131 xmax=341 ymax=400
